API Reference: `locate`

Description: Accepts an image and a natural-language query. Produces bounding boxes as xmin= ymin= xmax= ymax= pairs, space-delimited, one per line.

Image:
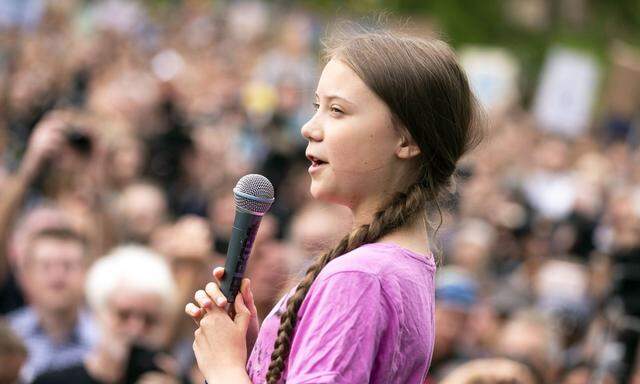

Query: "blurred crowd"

xmin=0 ymin=1 xmax=639 ymax=384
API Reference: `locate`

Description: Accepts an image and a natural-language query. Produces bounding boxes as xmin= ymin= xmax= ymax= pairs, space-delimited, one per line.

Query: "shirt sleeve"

xmin=285 ymin=271 xmax=388 ymax=384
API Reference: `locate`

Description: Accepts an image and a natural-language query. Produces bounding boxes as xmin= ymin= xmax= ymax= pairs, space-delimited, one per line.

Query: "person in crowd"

xmin=8 ymin=228 xmax=96 ymax=383
xmin=151 ymin=215 xmax=221 ymax=376
xmin=1 ymin=109 xmax=114 ymax=318
xmin=495 ymin=309 xmax=561 ymax=383
xmin=439 ymin=358 xmax=540 ymax=384
xmin=429 ymin=267 xmax=479 ymax=379
xmin=0 ymin=113 xmax=69 ymax=315
xmin=449 ymin=218 xmax=496 ymax=278
xmin=244 ymin=240 xmax=293 ymax=322
xmin=113 ymin=182 xmax=169 ymax=244
xmin=33 ymin=245 xmax=180 ymax=384
xmin=287 ymin=201 xmax=352 ymax=270
xmin=102 ymin=126 xmax=145 ymax=193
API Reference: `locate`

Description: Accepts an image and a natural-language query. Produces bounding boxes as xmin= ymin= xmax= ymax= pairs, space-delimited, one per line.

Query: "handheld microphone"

xmin=220 ymin=174 xmax=275 ymax=303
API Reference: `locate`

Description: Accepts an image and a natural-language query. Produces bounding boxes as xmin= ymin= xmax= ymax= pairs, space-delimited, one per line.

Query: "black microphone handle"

xmin=220 ymin=208 xmax=263 ymax=303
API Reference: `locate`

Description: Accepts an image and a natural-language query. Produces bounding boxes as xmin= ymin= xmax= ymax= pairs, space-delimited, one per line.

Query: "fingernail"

xmin=216 ymin=297 xmax=226 ymax=306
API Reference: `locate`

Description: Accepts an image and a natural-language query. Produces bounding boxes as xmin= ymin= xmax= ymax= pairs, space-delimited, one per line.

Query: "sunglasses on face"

xmin=112 ymin=306 xmax=161 ymax=328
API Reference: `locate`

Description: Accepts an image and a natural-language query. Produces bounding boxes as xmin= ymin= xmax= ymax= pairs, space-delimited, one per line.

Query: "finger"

xmin=212 ymin=267 xmax=225 ymax=283
xmin=194 ymin=290 xmax=213 ymax=309
xmin=233 ymin=290 xmax=251 ymax=331
xmin=205 ymin=281 xmax=227 ymax=307
xmin=185 ymin=303 xmax=203 ymax=324
xmin=240 ymin=279 xmax=258 ymax=317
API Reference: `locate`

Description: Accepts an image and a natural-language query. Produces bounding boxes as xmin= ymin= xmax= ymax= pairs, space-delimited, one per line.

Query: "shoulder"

xmin=318 ymin=243 xmax=434 ymax=281
xmin=7 ymin=306 xmax=38 ymax=336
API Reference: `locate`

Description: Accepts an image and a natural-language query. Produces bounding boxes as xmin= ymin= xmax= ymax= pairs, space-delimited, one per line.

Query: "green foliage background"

xmin=147 ymin=0 xmax=640 ymax=104
xmin=299 ymin=0 xmax=640 ymax=104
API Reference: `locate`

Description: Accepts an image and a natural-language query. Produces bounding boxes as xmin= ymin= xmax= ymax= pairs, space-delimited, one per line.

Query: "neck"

xmin=36 ymin=306 xmax=79 ymax=343
xmin=352 ymin=203 xmax=378 ymax=228
xmin=378 ymin=214 xmax=430 ymax=255
xmin=351 ymin=194 xmax=385 ymax=227
xmin=351 ymin=172 xmax=414 ymax=226
xmin=352 ymin=194 xmax=430 ymax=256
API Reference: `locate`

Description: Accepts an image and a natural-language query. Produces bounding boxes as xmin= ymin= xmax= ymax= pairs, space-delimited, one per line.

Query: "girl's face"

xmin=302 ymin=59 xmax=416 ymax=212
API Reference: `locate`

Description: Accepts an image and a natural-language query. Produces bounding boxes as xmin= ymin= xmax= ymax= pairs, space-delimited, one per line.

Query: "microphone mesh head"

xmin=233 ymin=174 xmax=275 ymax=215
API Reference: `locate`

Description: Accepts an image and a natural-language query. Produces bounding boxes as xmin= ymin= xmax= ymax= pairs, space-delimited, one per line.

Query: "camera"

xmin=65 ymin=127 xmax=92 ymax=155
xmin=125 ymin=344 xmax=162 ymax=383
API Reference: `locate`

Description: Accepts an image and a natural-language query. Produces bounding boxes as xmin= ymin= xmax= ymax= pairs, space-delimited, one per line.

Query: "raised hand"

xmin=20 ymin=111 xmax=67 ymax=180
xmin=185 ymin=268 xmax=258 ymax=382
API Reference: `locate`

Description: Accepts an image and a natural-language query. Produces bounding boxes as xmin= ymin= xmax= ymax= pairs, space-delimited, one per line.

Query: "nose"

xmin=124 ymin=315 xmax=147 ymax=340
xmin=300 ymin=114 xmax=323 ymax=142
xmin=48 ymin=262 xmax=72 ymax=281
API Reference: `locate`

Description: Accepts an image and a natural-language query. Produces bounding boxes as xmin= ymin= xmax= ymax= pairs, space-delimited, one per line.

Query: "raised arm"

xmin=0 ymin=114 xmax=66 ymax=283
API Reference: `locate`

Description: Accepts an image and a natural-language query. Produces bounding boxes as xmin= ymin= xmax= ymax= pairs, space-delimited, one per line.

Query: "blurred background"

xmin=0 ymin=0 xmax=639 ymax=383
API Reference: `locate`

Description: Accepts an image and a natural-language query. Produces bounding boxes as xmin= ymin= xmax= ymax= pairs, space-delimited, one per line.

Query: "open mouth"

xmin=307 ymin=154 xmax=328 ymax=170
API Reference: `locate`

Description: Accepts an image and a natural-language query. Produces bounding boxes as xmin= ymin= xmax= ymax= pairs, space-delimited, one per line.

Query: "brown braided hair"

xmin=266 ymin=29 xmax=482 ymax=383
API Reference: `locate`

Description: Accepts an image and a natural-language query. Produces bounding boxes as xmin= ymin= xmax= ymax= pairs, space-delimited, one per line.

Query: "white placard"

xmin=533 ymin=47 xmax=600 ymax=137
xmin=460 ymin=46 xmax=520 ymax=114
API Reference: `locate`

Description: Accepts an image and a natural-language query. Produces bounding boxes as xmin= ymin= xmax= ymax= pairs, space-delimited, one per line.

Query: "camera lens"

xmin=66 ymin=130 xmax=92 ymax=155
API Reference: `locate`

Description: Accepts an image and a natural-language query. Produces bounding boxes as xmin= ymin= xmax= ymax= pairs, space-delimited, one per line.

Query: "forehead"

xmin=30 ymin=237 xmax=84 ymax=258
xmin=109 ymin=289 xmax=163 ymax=309
xmin=316 ymin=59 xmax=373 ymax=102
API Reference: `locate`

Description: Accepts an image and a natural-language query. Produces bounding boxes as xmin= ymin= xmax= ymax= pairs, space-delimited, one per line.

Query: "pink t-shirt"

xmin=246 ymin=242 xmax=436 ymax=383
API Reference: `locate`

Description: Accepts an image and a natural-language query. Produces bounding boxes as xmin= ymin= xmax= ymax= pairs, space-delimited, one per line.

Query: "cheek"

xmin=326 ymin=133 xmax=394 ymax=174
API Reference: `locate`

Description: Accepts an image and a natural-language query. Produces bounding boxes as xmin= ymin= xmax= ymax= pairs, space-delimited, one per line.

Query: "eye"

xmin=330 ymin=105 xmax=343 ymax=114
xmin=312 ymin=102 xmax=320 ymax=111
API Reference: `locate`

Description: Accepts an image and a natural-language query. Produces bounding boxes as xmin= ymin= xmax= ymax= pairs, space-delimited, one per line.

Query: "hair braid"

xmin=265 ymin=183 xmax=428 ymax=383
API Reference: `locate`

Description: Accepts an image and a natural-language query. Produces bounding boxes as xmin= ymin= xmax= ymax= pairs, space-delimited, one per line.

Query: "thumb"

xmin=241 ymin=279 xmax=258 ymax=318
xmin=233 ymin=290 xmax=251 ymax=332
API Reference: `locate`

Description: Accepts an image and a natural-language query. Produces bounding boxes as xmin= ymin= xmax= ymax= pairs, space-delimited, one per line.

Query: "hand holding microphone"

xmin=186 ymin=173 xmax=274 ymax=310
xmin=186 ymin=174 xmax=274 ymax=379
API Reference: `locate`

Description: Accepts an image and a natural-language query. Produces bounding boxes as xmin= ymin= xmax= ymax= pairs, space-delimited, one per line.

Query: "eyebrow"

xmin=315 ymin=93 xmax=355 ymax=107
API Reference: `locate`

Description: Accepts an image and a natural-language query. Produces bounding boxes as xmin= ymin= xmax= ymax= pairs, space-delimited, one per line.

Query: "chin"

xmin=309 ymin=182 xmax=351 ymax=207
xmin=309 ymin=182 xmax=327 ymax=201
xmin=309 ymin=179 xmax=334 ymax=201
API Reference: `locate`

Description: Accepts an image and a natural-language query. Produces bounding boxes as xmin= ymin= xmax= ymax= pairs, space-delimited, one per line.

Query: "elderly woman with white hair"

xmin=33 ymin=245 xmax=182 ymax=384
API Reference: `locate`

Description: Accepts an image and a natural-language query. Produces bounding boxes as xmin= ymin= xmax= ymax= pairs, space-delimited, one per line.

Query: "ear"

xmin=395 ymin=134 xmax=421 ymax=160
